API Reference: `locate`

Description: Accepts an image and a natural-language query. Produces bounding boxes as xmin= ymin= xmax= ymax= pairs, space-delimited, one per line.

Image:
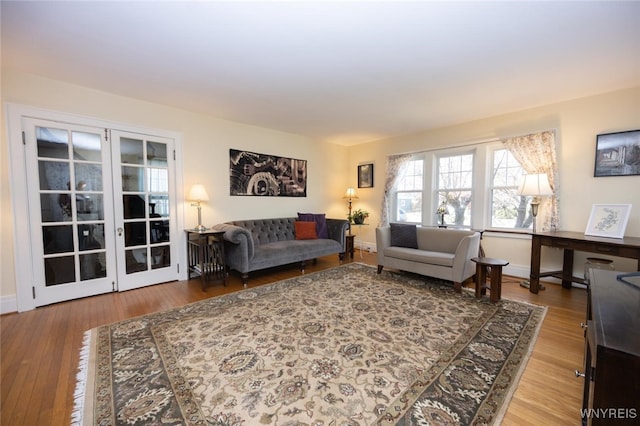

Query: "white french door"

xmin=22 ymin=118 xmax=179 ymax=307
xmin=111 ymin=130 xmax=177 ymax=291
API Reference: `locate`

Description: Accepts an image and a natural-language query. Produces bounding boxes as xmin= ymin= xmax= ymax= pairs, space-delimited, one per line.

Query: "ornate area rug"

xmin=73 ymin=263 xmax=546 ymax=425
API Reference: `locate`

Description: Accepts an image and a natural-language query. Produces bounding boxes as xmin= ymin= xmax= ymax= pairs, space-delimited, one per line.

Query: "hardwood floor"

xmin=1 ymin=252 xmax=587 ymax=425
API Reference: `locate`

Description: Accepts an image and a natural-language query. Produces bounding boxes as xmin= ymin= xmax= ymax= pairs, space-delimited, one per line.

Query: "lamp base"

xmin=193 ymin=225 xmax=207 ymax=232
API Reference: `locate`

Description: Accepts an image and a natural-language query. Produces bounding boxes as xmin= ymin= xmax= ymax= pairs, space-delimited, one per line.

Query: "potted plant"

xmin=350 ymin=208 xmax=369 ymax=224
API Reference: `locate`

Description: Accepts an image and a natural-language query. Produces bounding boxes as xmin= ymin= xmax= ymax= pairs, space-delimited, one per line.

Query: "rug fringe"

xmin=71 ymin=329 xmax=92 ymax=426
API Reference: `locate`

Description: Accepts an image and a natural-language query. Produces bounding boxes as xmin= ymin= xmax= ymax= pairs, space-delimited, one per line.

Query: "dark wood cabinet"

xmin=581 ymin=269 xmax=640 ymax=425
xmin=185 ymin=230 xmax=226 ymax=290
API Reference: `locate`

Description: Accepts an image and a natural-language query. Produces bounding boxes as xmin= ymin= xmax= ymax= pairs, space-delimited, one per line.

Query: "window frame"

xmin=391 ymin=141 xmax=531 ymax=232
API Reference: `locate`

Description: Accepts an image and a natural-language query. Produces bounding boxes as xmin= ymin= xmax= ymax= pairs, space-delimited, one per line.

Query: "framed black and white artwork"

xmin=229 ymin=149 xmax=307 ymax=197
xmin=358 ymin=163 xmax=373 ymax=188
xmin=594 ymin=130 xmax=640 ymax=177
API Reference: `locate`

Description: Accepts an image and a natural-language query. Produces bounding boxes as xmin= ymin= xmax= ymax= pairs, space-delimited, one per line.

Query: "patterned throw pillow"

xmin=390 ymin=223 xmax=418 ymax=248
xmin=295 ymin=221 xmax=318 ymax=240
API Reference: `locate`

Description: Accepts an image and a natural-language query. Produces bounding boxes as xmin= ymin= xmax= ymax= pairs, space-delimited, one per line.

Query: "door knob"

xmin=117 ymin=227 xmax=123 ymax=237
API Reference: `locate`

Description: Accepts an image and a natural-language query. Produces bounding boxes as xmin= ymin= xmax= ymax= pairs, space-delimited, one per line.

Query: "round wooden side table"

xmin=471 ymin=257 xmax=509 ymax=303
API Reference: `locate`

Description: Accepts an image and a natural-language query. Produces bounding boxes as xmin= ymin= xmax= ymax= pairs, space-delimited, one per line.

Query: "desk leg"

xmin=530 ymin=235 xmax=541 ymax=294
xmin=562 ymin=249 xmax=574 ymax=289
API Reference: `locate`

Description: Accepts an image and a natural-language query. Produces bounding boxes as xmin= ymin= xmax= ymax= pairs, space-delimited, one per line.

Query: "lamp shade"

xmin=344 ymin=187 xmax=359 ymax=199
xmin=188 ymin=184 xmax=209 ymax=202
xmin=517 ymin=174 xmax=552 ymax=196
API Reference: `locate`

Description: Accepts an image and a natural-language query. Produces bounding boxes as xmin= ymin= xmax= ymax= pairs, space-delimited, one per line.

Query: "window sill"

xmin=483 ymin=229 xmax=532 ymax=240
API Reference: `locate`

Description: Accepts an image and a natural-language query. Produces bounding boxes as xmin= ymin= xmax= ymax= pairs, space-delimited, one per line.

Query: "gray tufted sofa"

xmin=212 ymin=217 xmax=350 ymax=286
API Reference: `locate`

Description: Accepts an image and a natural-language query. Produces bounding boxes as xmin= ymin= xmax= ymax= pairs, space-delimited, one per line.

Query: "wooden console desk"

xmin=580 ymin=269 xmax=640 ymax=425
xmin=529 ymin=231 xmax=640 ymax=294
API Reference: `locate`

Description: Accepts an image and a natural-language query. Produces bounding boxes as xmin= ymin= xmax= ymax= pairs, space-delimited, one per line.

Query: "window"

xmin=490 ymin=149 xmax=528 ymax=229
xmin=395 ymin=159 xmax=423 ymax=223
xmin=437 ymin=153 xmax=474 ymax=227
xmin=391 ymin=143 xmax=533 ymax=231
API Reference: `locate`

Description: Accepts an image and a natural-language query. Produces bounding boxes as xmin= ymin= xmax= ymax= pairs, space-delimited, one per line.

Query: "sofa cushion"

xmin=298 ymin=212 xmax=329 ymax=239
xmin=390 ymin=223 xmax=418 ymax=249
xmin=383 ymin=246 xmax=455 ymax=267
xmin=251 ymin=239 xmax=342 ymax=270
xmin=295 ymin=221 xmax=318 ymax=239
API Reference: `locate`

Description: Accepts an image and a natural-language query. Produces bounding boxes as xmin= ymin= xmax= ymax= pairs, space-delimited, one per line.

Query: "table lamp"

xmin=188 ymin=184 xmax=209 ymax=231
xmin=344 ymin=187 xmax=358 ymax=234
xmin=517 ymin=173 xmax=552 ymax=234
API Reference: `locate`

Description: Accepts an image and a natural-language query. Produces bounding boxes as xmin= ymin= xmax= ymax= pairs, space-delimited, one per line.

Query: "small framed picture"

xmin=585 ymin=204 xmax=632 ymax=239
xmin=594 ymin=129 xmax=640 ymax=177
xmin=358 ymin=163 xmax=373 ymax=188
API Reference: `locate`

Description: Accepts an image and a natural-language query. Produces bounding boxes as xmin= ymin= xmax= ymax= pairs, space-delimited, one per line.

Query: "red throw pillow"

xmin=295 ymin=221 xmax=318 ymax=240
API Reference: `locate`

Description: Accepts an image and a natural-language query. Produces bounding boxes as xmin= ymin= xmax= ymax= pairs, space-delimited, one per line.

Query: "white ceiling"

xmin=2 ymin=1 xmax=640 ymax=146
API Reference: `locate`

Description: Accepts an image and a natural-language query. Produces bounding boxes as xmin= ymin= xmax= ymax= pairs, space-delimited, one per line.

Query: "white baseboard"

xmin=1 ymin=294 xmax=18 ymax=314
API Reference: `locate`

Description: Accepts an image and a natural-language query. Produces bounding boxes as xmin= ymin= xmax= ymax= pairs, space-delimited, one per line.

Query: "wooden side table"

xmin=471 ymin=257 xmax=509 ymax=303
xmin=345 ymin=234 xmax=355 ymax=260
xmin=185 ymin=229 xmax=226 ymax=290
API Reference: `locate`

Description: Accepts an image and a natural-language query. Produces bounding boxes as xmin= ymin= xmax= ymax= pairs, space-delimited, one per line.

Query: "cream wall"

xmin=2 ymin=71 xmax=638 ymax=310
xmin=1 ymin=71 xmax=348 ymax=309
xmin=346 ymin=86 xmax=640 ymax=278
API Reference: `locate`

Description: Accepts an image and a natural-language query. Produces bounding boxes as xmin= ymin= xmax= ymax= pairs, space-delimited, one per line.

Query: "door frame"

xmin=6 ymin=103 xmax=188 ymax=312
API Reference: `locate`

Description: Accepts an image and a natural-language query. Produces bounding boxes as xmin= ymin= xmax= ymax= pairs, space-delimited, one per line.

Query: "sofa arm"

xmin=376 ymin=226 xmax=391 ymax=265
xmin=326 ymin=219 xmax=350 ymax=251
xmin=451 ymin=232 xmax=481 ymax=283
xmin=211 ymin=223 xmax=254 ymax=273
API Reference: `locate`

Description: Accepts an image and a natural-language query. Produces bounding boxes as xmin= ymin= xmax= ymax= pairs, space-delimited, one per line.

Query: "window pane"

xmin=147 ymin=141 xmax=167 ymax=167
xmin=80 ymin=253 xmax=107 ymax=281
xmin=121 ymin=137 xmax=144 ymax=164
xmin=72 ymin=131 xmax=102 ymax=162
xmin=37 ymin=127 xmax=69 ymax=159
xmin=41 ymin=193 xmax=72 ymax=222
xmin=397 ymin=160 xmax=423 ymax=191
xmin=122 ymin=166 xmax=145 ymax=191
xmin=44 ymin=256 xmax=76 ymax=286
xmin=437 ymin=191 xmax=471 ymax=227
xmin=151 ymin=246 xmax=170 ymax=269
xmin=491 ymin=149 xmax=528 ymax=229
xmin=126 ymin=248 xmax=148 ymax=274
xmin=491 ymin=189 xmax=529 ymax=228
xmin=75 ymin=163 xmax=103 ymax=191
xmin=38 ymin=161 xmax=70 ymax=190
xmin=397 ymin=192 xmax=422 ymax=222
xmin=76 ymin=194 xmax=104 ymax=221
xmin=124 ymin=222 xmax=147 ymax=247
xmin=438 ymin=154 xmax=473 ymax=189
xmin=78 ymin=224 xmax=105 ymax=251
xmin=43 ymin=225 xmax=74 ymax=254
xmin=438 ymin=154 xmax=473 ymax=227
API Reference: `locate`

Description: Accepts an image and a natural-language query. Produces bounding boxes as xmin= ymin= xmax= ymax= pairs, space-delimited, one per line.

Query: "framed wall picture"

xmin=584 ymin=204 xmax=632 ymax=239
xmin=594 ymin=129 xmax=640 ymax=177
xmin=229 ymin=149 xmax=307 ymax=196
xmin=358 ymin=163 xmax=373 ymax=188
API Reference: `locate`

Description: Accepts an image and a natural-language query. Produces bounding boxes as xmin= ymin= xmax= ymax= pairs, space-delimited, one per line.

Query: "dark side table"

xmin=185 ymin=229 xmax=226 ymax=290
xmin=345 ymin=234 xmax=355 ymax=260
xmin=471 ymin=257 xmax=509 ymax=303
